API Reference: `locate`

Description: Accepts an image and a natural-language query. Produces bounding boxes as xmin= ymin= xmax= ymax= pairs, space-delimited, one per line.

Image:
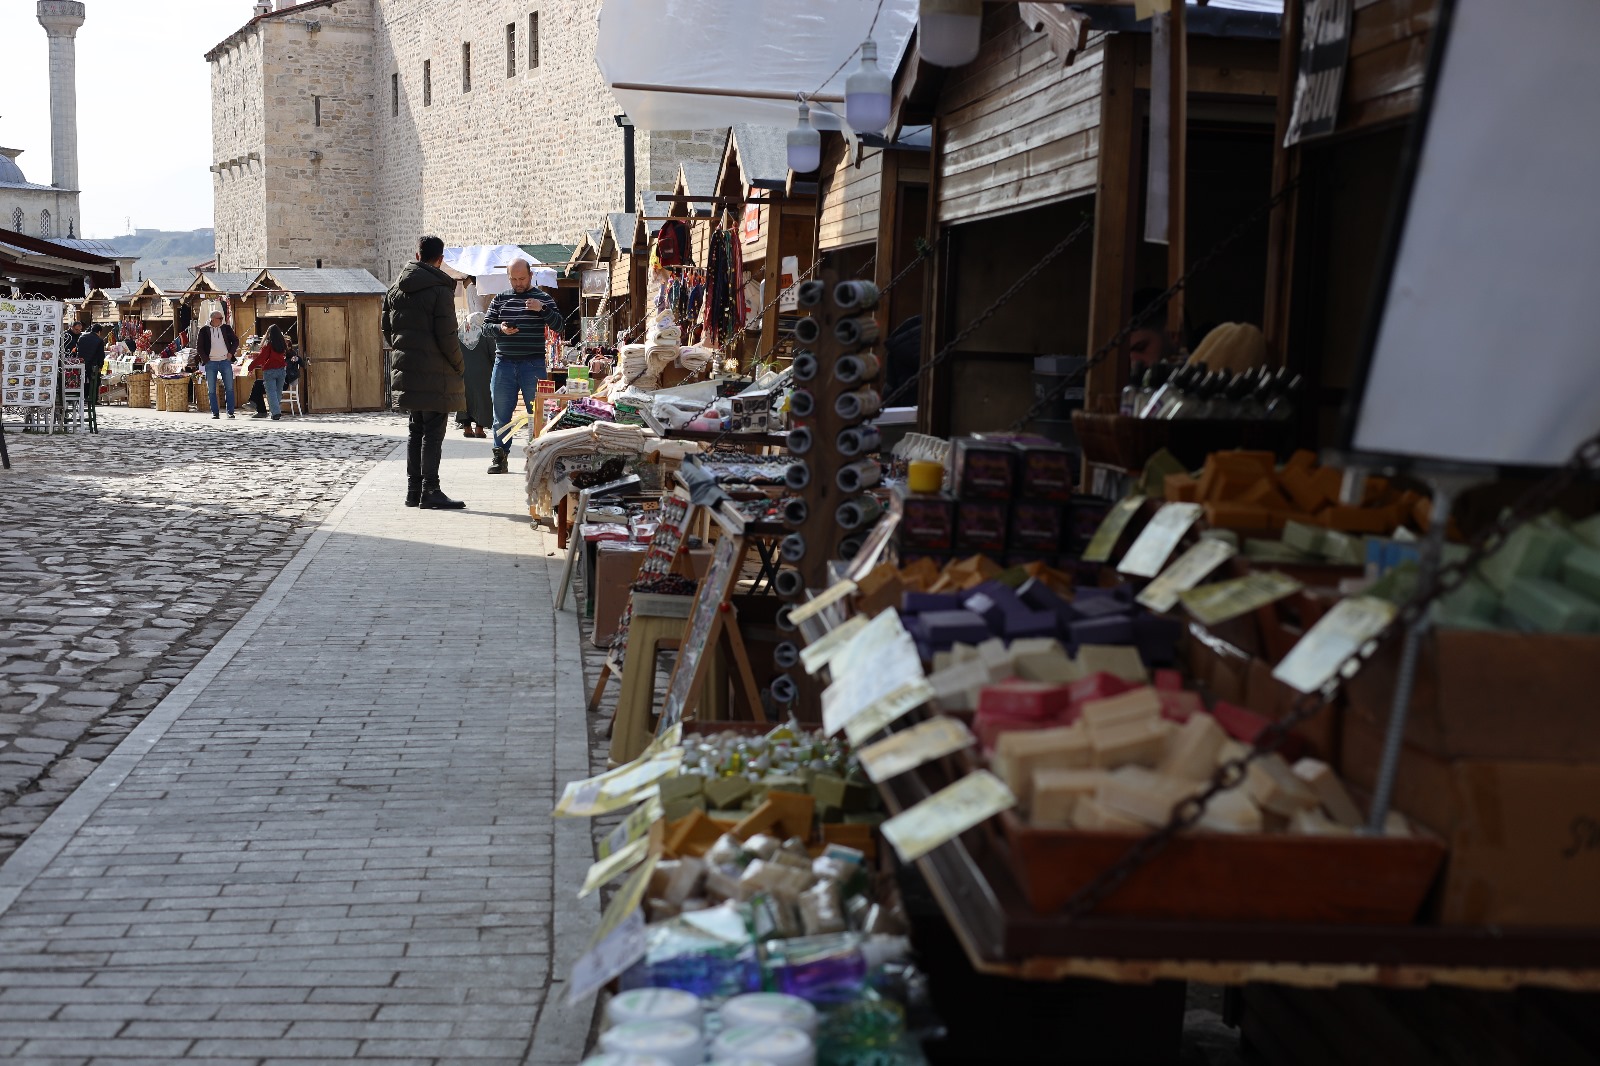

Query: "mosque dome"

xmin=0 ymin=152 xmax=29 ymax=185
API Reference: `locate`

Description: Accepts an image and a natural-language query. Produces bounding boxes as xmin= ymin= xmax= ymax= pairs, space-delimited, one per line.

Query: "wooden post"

xmin=918 ymin=118 xmax=948 ymax=435
xmin=759 ymin=198 xmax=785 ymax=359
xmin=1263 ymin=0 xmax=1303 ymax=368
xmin=1167 ymin=0 xmax=1188 ymax=345
xmin=1085 ymin=34 xmax=1140 ymax=412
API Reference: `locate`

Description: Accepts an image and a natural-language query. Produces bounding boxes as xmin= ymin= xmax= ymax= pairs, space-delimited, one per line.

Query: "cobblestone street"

xmin=0 ymin=408 xmax=401 ymax=861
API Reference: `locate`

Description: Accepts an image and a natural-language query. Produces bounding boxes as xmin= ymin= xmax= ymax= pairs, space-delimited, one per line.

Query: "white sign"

xmin=0 ymin=299 xmax=64 ymax=409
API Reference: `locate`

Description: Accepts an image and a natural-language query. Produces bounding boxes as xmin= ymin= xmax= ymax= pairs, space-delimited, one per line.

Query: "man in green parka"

xmin=384 ymin=235 xmax=468 ymax=510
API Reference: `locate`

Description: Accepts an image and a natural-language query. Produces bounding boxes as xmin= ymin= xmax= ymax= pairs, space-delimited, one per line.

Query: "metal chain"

xmin=1060 ymin=427 xmax=1600 ymax=920
xmin=1008 ymin=179 xmax=1302 ymax=432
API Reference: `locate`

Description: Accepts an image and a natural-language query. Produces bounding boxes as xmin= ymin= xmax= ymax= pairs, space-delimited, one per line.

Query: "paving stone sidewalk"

xmin=0 ymin=407 xmax=401 ymax=862
xmin=0 ymin=425 xmax=600 ymax=1064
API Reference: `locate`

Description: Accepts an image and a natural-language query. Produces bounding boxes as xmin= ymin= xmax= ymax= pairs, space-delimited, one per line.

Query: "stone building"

xmin=209 ymin=0 xmax=723 ymax=283
xmin=3 ymin=2 xmax=86 ymax=241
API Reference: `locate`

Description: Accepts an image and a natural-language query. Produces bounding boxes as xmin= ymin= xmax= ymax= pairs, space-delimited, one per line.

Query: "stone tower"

xmin=36 ymin=1 xmax=85 ymax=193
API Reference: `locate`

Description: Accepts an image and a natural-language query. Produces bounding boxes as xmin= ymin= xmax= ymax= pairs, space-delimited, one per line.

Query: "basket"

xmin=155 ymin=377 xmax=191 ymax=412
xmin=126 ymin=372 xmax=151 ymax=408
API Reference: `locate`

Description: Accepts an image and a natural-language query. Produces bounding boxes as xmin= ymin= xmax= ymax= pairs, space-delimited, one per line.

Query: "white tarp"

xmin=596 ymin=0 xmax=919 ymax=131
xmin=444 ymin=245 xmax=558 ymax=292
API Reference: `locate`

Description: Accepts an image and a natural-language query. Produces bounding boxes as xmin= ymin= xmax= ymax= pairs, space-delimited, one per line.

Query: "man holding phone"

xmin=483 ymin=259 xmax=565 ymax=474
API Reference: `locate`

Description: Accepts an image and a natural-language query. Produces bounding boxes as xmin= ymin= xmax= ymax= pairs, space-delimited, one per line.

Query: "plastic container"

xmin=599 ymin=1020 xmax=704 ymax=1066
xmin=605 ymin=989 xmax=704 ymax=1033
xmin=720 ymin=992 xmax=820 ymax=1037
xmin=906 ymin=460 xmax=943 ymax=494
xmin=711 ymin=1025 xmax=816 ymax=1066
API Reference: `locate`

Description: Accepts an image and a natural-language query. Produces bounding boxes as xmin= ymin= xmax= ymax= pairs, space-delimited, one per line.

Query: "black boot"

xmin=405 ymin=477 xmax=422 ymax=507
xmin=419 ymin=481 xmax=466 ymax=509
xmin=487 ymin=448 xmax=509 ymax=475
xmin=406 ymin=419 xmax=424 ymax=507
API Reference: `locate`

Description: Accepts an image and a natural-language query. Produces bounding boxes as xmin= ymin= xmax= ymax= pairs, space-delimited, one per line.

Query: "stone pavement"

xmin=0 ymin=407 xmax=400 ymax=862
xmin=0 ymin=420 xmax=601 ymax=1064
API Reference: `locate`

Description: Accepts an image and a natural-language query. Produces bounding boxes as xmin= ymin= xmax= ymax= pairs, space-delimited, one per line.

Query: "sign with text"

xmin=1284 ymin=0 xmax=1352 ymax=146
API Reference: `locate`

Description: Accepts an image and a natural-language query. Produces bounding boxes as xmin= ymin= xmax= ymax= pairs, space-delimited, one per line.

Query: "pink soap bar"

xmin=974 ymin=713 xmax=1052 ymax=751
xmin=1211 ymin=701 xmax=1305 ymax=760
xmin=1157 ymin=689 xmax=1203 ymax=723
xmin=978 ymin=680 xmax=1073 ymax=722
xmin=1066 ymin=672 xmax=1137 ymax=708
xmin=1154 ymin=669 xmax=1185 ymax=692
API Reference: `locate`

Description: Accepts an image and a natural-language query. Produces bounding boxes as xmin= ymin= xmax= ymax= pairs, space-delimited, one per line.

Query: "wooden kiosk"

xmin=241 ymin=268 xmax=387 ymax=413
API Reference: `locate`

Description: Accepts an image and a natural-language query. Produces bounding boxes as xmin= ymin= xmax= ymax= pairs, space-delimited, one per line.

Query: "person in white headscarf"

xmin=455 ymin=310 xmax=494 ymax=438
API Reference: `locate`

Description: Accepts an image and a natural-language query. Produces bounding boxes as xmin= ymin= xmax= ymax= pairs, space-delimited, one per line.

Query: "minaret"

xmin=36 ymin=1 xmax=86 ymax=192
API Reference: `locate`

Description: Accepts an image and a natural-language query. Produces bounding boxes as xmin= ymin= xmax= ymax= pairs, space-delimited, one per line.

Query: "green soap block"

xmin=843 ymin=811 xmax=887 ymax=826
xmin=703 ymin=776 xmax=755 ymax=810
xmin=707 ymin=809 xmax=747 ymax=823
xmin=1367 ymin=562 xmax=1419 ymax=606
xmin=1282 ymin=520 xmax=1326 ymax=557
xmin=1200 ymin=528 xmax=1240 ymax=548
xmin=761 ymin=774 xmax=809 ymax=795
xmin=1477 ymin=521 xmax=1574 ymax=593
xmin=658 ymin=774 xmax=704 ymax=802
xmin=1321 ymin=530 xmax=1364 ymax=566
xmin=1438 ymin=575 xmax=1500 ymax=621
xmin=663 ymin=794 xmax=708 ymax=822
xmin=1244 ymin=538 xmax=1313 ymax=563
xmin=1503 ymin=577 xmax=1600 ymax=634
xmin=1571 ymin=513 xmax=1600 ymax=550
xmin=1140 ymin=448 xmax=1190 ymax=498
xmin=810 ymin=773 xmax=850 ymax=810
xmin=1429 ymin=601 xmax=1502 ymax=632
xmin=1560 ymin=547 xmax=1600 ymax=604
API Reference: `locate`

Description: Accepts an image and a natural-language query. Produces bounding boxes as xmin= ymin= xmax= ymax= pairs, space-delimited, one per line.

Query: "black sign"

xmin=1284 ymin=0 xmax=1353 ymax=146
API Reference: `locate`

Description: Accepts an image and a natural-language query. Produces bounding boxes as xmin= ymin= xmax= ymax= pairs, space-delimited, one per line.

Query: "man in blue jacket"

xmin=483 ymin=259 xmax=564 ymax=474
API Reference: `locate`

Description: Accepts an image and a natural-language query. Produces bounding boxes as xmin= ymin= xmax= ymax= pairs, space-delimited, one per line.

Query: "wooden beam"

xmin=1086 ymin=34 xmax=1139 ymax=412
xmin=1167 ymin=0 xmax=1188 ymax=343
xmin=759 ymin=199 xmax=784 ymax=359
xmin=917 ymin=118 xmax=947 ymax=436
xmin=1263 ymin=0 xmax=1302 ymax=368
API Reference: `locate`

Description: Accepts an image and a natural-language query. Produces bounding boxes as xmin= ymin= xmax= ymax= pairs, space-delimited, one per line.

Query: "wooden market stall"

xmin=628 ymin=192 xmax=666 ymax=337
xmin=568 ymin=228 xmax=607 ymax=346
xmin=241 ymin=267 xmax=386 ymax=413
xmin=599 ymin=212 xmax=637 ymax=343
xmin=124 ymin=273 xmax=200 ymax=348
xmin=188 ymin=271 xmax=258 ymax=338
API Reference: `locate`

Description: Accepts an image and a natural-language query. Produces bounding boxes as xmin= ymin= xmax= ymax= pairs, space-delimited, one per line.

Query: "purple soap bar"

xmin=1071 ymin=615 xmax=1134 ymax=647
xmin=963 ymin=583 xmax=1025 ymax=630
xmin=1072 ymin=595 xmax=1133 ymax=620
xmin=1004 ymin=608 xmax=1060 ymax=640
xmin=1112 ymin=582 xmax=1137 ymax=603
xmin=1073 ymin=586 xmax=1118 ymax=601
xmin=1133 ymin=613 xmax=1183 ymax=665
xmin=1018 ymin=577 xmax=1070 ymax=615
xmin=903 ymin=591 xmax=965 ymax=615
xmin=920 ymin=610 xmax=992 ymax=647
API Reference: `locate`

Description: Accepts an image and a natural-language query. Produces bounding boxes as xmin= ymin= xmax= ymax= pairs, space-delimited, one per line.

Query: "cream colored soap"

xmin=1290 ymin=808 xmax=1351 ymax=836
xmin=1076 ymin=645 xmax=1150 ymax=683
xmin=1089 ymin=717 xmax=1172 ymax=769
xmin=1079 ymin=686 xmax=1163 ymax=729
xmin=994 ymin=724 xmax=1092 ymax=809
xmin=1245 ymin=754 xmax=1319 ymax=817
xmin=1096 ymin=766 xmax=1195 ymax=827
xmin=1160 ymin=714 xmax=1228 ymax=782
xmin=1030 ymin=768 xmax=1108 ymax=827
xmin=1195 ymin=787 xmax=1263 ymax=834
xmin=1291 ymin=757 xmax=1364 ymax=827
xmin=1073 ymin=796 xmax=1147 ymax=832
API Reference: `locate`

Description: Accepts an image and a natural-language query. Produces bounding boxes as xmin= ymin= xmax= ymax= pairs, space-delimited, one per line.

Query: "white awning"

xmin=443 ymin=244 xmax=543 ymax=277
xmin=596 ymin=0 xmax=920 ymax=131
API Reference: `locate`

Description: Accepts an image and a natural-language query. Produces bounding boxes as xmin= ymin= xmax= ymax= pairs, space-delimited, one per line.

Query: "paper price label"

xmin=1272 ymin=595 xmax=1397 ymax=694
xmin=566 ymin=849 xmax=654 ymax=1010
xmin=1136 ymin=539 xmax=1238 ymax=613
xmin=842 ymin=678 xmax=935 ymax=747
xmin=881 ymin=770 xmax=1016 ymax=863
xmin=788 ymin=580 xmax=859 ymax=625
xmin=599 ymin=797 xmax=663 ymax=860
xmin=1180 ymin=571 xmax=1303 ymax=626
xmin=1117 ymin=502 xmax=1203 ymax=578
xmin=857 ymin=716 xmax=974 ymax=783
xmin=800 ymin=615 xmax=869 ymax=675
xmin=580 ymin=821 xmax=662 ymax=898
xmin=555 ymin=747 xmax=683 ymax=817
xmin=1082 ymin=495 xmax=1147 ymax=563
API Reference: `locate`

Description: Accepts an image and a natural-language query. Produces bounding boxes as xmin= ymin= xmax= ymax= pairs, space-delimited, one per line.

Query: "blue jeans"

xmin=262 ymin=368 xmax=286 ymax=417
xmin=203 ymin=360 xmax=235 ymax=415
xmin=490 ymin=357 xmax=545 ymax=450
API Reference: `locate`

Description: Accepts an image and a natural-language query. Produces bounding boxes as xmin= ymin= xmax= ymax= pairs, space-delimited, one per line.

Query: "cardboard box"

xmin=1245 ymin=657 xmax=1337 ymax=760
xmin=592 ymin=543 xmax=647 ymax=647
xmin=1345 ymin=629 xmax=1600 ymax=761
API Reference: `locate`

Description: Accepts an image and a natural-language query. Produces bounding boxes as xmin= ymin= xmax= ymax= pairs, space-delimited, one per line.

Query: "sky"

xmin=1 ymin=0 xmax=251 ymax=238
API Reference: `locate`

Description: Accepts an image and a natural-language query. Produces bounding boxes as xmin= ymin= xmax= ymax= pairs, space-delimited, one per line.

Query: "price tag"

xmin=1272 ymin=595 xmax=1397 ymax=694
xmin=566 ymin=853 xmax=658 ymax=1005
xmin=555 ymin=746 xmax=683 ymax=817
xmin=800 ymin=615 xmax=869 ymax=675
xmin=881 ymin=770 xmax=1016 ymax=863
xmin=1082 ymin=495 xmax=1147 ymax=563
xmin=1136 ymin=539 xmax=1238 ymax=613
xmin=841 ymin=678 xmax=936 ymax=747
xmin=580 ymin=821 xmax=662 ymax=897
xmin=598 ymin=797 xmax=663 ymax=861
xmin=821 ymin=611 xmax=923 ymax=736
xmin=1180 ymin=571 xmax=1303 ymax=626
xmin=857 ymin=716 xmax=974 ymax=783
xmin=788 ymin=580 xmax=859 ymax=625
xmin=1117 ymin=502 xmax=1203 ymax=578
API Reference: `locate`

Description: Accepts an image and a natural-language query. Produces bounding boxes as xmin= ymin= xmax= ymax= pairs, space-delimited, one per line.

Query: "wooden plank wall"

xmin=818 ymin=139 xmax=884 ymax=251
xmin=1343 ymin=0 xmax=1435 ymax=132
xmin=610 ymin=255 xmax=630 ymax=298
xmin=937 ymin=8 xmax=1105 ymax=227
xmin=347 ymin=297 xmax=384 ymax=412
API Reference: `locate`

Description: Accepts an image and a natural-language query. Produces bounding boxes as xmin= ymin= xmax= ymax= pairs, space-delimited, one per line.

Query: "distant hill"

xmin=104 ymin=228 xmax=216 ymax=284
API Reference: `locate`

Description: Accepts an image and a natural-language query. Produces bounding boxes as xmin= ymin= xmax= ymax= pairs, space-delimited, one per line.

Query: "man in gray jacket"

xmin=383 ymin=235 xmax=467 ymax=509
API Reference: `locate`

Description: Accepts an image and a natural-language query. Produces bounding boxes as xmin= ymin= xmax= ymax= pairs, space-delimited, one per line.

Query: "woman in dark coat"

xmin=455 ymin=311 xmax=494 ymax=438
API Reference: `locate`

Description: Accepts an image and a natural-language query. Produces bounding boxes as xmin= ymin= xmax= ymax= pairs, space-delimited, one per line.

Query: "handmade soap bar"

xmin=1477 ymin=521 xmax=1573 ymax=592
xmin=704 ymin=776 xmax=755 ymax=811
xmin=1076 ymin=645 xmax=1149 ymax=683
xmin=1013 ymin=648 xmax=1080 ymax=684
xmin=1006 ymin=608 xmax=1060 ymax=640
xmin=1030 ymin=768 xmax=1107 ymax=826
xmin=1096 ymin=766 xmax=1194 ymax=827
xmin=1074 ymin=796 xmax=1146 ymax=832
xmin=1245 ymin=754 xmax=1319 ymax=817
xmin=1089 ymin=717 xmax=1172 ymax=769
xmin=994 ymin=724 xmax=1092 ymax=809
xmin=1290 ymin=807 xmax=1352 ymax=837
xmin=928 ymin=658 xmax=996 ymax=712
xmin=1067 ymin=671 xmax=1136 ymax=705
xmin=1156 ymin=689 xmax=1203 ymax=723
xmin=658 ymin=774 xmax=704 ymax=803
xmin=964 ymin=582 xmax=1025 ymax=626
xmin=1079 ymin=686 xmax=1163 ymax=729
xmin=1160 ymin=713 xmax=1227 ymax=782
xmin=1196 ymin=787 xmax=1264 ymax=834
xmin=919 ymin=610 xmax=992 ymax=646
xmin=978 ymin=680 xmax=1073 ymax=721
xmin=1153 ymin=669 xmax=1184 ymax=692
xmin=1504 ymin=577 xmax=1600 ymax=633
xmin=1560 ymin=547 xmax=1600 ymax=603
xmin=1291 ymin=757 xmax=1363 ymax=827
xmin=1070 ymin=615 xmax=1134 ymax=647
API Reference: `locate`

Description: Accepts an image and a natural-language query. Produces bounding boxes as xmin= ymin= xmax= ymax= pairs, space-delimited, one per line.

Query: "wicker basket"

xmin=126 ymin=372 xmax=151 ymax=409
xmin=155 ymin=377 xmax=191 ymax=412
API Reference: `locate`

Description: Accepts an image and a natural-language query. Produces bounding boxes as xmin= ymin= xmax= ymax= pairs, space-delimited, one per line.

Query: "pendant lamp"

xmin=845 ymin=39 xmax=892 ymax=134
xmin=787 ymin=102 xmax=821 ymax=173
xmin=919 ymin=0 xmax=983 ymax=67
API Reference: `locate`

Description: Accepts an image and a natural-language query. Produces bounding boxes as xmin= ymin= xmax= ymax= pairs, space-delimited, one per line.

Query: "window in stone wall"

xmin=463 ymin=42 xmax=472 ymax=93
xmin=506 ymin=23 xmax=516 ymax=78
xmin=10 ymin=207 xmax=21 ymax=232
xmin=40 ymin=209 xmax=50 ymax=238
xmin=314 ymin=95 xmax=322 ymax=127
xmin=392 ymin=73 xmax=399 ymax=116
xmin=529 ymin=12 xmax=540 ymax=69
xmin=424 ymin=59 xmax=432 ymax=106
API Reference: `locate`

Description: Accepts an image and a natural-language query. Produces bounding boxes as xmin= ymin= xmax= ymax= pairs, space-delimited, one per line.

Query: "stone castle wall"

xmin=210 ymin=26 xmax=268 ymax=273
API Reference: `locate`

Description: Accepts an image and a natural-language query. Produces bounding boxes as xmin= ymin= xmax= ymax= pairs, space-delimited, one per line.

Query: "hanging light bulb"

xmin=919 ymin=0 xmax=983 ymax=68
xmin=787 ymin=101 xmax=821 ymax=174
xmin=845 ymin=38 xmax=892 ymax=134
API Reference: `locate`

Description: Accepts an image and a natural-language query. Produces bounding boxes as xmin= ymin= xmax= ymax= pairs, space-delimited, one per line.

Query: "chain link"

xmin=1060 ymin=427 xmax=1600 ymax=920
